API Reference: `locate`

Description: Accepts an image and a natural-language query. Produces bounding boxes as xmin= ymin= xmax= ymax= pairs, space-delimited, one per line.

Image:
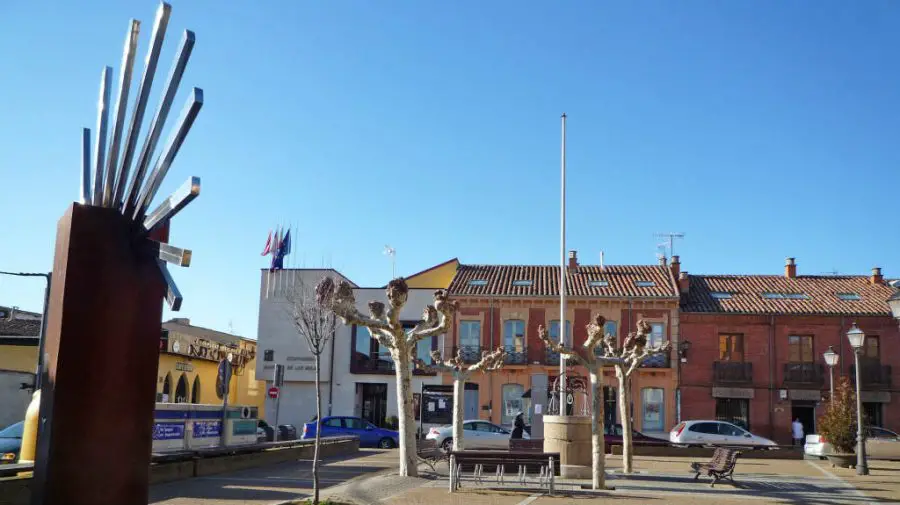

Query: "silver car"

xmin=425 ymin=420 xmax=529 ymax=451
xmin=670 ymin=420 xmax=777 ymax=447
xmin=805 ymin=427 xmax=900 ymax=460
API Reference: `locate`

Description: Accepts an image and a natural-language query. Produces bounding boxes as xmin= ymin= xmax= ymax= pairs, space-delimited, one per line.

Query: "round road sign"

xmin=268 ymin=386 xmax=279 ymax=399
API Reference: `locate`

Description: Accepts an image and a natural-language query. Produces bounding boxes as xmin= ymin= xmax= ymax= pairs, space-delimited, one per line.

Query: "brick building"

xmin=679 ymin=257 xmax=899 ymax=444
xmin=445 ymin=252 xmax=682 ymax=436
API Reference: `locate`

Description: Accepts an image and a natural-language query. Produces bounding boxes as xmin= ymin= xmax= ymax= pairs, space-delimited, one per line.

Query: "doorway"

xmin=603 ymin=386 xmax=617 ymax=429
xmin=358 ymin=383 xmax=388 ymax=427
xmin=791 ymin=401 xmax=816 ymax=436
xmin=464 ymin=383 xmax=479 ymax=420
xmin=175 ymin=374 xmax=188 ymax=403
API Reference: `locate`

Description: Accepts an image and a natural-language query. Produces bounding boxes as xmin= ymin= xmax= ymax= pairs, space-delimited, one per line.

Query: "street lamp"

xmin=846 ymin=323 xmax=868 ymax=476
xmin=823 ymin=346 xmax=839 ymax=400
xmin=0 ymin=271 xmax=52 ymax=390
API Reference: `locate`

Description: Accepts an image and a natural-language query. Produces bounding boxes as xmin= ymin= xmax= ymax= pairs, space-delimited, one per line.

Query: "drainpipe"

xmin=769 ymin=315 xmax=775 ymax=440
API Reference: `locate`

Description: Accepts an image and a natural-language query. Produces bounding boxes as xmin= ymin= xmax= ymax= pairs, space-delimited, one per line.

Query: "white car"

xmin=670 ymin=420 xmax=777 ymax=447
xmin=426 ymin=420 xmax=529 ymax=451
xmin=805 ymin=427 xmax=900 ymax=460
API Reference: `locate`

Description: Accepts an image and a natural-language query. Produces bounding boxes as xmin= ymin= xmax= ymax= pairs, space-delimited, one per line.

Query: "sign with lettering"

xmin=152 ymin=422 xmax=185 ymax=441
xmin=192 ymin=420 xmax=221 ymax=438
xmin=175 ymin=362 xmax=193 ymax=372
xmin=712 ymin=387 xmax=755 ymax=399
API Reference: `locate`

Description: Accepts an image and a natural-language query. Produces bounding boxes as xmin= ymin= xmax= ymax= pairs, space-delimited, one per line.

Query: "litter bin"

xmin=278 ymin=424 xmax=297 ymax=441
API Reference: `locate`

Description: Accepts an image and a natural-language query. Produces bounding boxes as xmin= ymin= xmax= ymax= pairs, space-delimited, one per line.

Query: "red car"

xmin=604 ymin=424 xmax=669 ymax=453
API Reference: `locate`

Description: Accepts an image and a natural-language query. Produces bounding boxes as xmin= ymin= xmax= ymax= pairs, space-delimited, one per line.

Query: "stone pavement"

xmin=148 ymin=448 xmax=401 ymax=505
xmin=381 ymin=455 xmax=900 ymax=505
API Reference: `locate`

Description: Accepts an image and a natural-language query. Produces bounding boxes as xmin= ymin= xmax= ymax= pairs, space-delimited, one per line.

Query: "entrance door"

xmin=359 ymin=383 xmax=388 ymax=427
xmin=464 ymin=383 xmax=479 ymax=420
xmin=603 ymin=386 xmax=617 ymax=429
xmin=791 ymin=401 xmax=816 ymax=438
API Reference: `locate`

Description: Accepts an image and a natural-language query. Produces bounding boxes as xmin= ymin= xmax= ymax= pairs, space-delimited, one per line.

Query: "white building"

xmin=255 ymin=269 xmax=446 ymax=431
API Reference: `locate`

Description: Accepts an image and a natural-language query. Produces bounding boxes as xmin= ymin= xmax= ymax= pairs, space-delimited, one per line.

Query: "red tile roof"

xmin=448 ymin=264 xmax=679 ymax=298
xmin=0 ymin=318 xmax=40 ymax=336
xmin=681 ymin=275 xmax=896 ymax=315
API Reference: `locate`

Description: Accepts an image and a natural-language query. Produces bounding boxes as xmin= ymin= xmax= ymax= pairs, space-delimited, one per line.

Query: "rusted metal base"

xmin=31 ymin=203 xmax=168 ymax=505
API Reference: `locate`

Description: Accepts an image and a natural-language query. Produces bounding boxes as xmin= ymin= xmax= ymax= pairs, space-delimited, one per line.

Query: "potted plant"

xmin=816 ymin=377 xmax=858 ymax=468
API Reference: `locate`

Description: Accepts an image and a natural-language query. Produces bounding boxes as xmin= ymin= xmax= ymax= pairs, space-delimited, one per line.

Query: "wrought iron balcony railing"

xmin=641 ymin=353 xmax=671 ymax=368
xmin=850 ymin=362 xmax=892 ymax=388
xmin=783 ymin=362 xmax=824 ymax=386
xmin=545 ymin=349 xmax=560 ymax=366
xmin=713 ymin=361 xmax=753 ymax=384
xmin=455 ymin=345 xmax=482 ymax=364
xmin=503 ymin=346 xmax=528 ymax=365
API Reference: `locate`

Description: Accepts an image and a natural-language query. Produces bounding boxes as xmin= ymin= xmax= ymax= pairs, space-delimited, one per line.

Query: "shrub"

xmin=817 ymin=377 xmax=857 ymax=454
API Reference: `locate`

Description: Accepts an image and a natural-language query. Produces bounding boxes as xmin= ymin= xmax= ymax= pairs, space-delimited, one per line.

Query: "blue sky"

xmin=1 ymin=1 xmax=898 ymax=339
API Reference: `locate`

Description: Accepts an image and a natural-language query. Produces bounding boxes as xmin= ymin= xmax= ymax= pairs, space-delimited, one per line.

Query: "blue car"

xmin=0 ymin=421 xmax=23 ymax=464
xmin=302 ymin=416 xmax=399 ymax=449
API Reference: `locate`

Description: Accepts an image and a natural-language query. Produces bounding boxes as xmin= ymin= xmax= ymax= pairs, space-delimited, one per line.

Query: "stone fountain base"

xmin=543 ymin=415 xmax=592 ymax=479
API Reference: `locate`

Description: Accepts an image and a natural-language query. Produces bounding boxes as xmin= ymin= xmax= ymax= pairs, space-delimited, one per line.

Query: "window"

xmin=837 ymin=292 xmax=861 ymax=301
xmin=263 ymin=350 xmax=274 ymax=362
xmin=504 ymin=320 xmax=526 ymax=352
xmin=548 ymin=320 xmax=572 ymax=343
xmin=635 ymin=280 xmax=656 ymax=287
xmin=605 ymin=320 xmax=618 ymax=337
xmin=344 ymin=418 xmax=367 ymax=429
xmin=191 ymin=376 xmax=201 ymax=403
xmin=463 ymin=422 xmax=476 ymax=431
xmin=688 ymin=422 xmax=720 ymax=434
xmin=719 ymin=334 xmax=744 ymax=361
xmin=648 ymin=323 xmax=665 ymax=348
xmin=869 ymin=427 xmax=897 ymax=439
xmin=589 ymin=280 xmax=609 ymax=287
xmin=785 ymin=293 xmax=810 ymax=300
xmin=468 ymin=279 xmax=488 ymax=286
xmin=711 ymin=292 xmax=733 ymax=300
xmin=475 ymin=422 xmax=495 ymax=432
xmin=865 ymin=335 xmax=880 ymax=360
xmin=762 ymin=292 xmax=784 ymax=299
xmin=718 ymin=422 xmax=747 ymax=437
xmin=459 ymin=321 xmax=481 ymax=348
xmin=416 ymin=336 xmax=433 ymax=364
xmin=641 ymin=388 xmax=665 ymax=432
xmin=324 ymin=418 xmax=342 ymax=428
xmin=355 ymin=327 xmax=372 ymax=356
xmin=512 ymin=280 xmax=532 ymax=286
xmin=763 ymin=292 xmax=809 ymax=300
xmin=788 ymin=336 xmax=814 ymax=362
xmin=501 ymin=384 xmax=525 ymax=426
xmin=715 ymin=398 xmax=750 ymax=431
xmin=863 ymin=403 xmax=884 ymax=428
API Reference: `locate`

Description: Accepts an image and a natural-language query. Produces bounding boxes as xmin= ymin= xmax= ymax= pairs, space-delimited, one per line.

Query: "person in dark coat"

xmin=510 ymin=412 xmax=525 ymax=439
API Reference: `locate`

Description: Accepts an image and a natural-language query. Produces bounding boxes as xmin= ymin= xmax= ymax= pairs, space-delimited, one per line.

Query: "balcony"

xmin=713 ymin=361 xmax=753 ymax=384
xmin=351 ymin=352 xmax=394 ymax=374
xmin=850 ymin=361 xmax=893 ymax=389
xmin=641 ymin=353 xmax=671 ymax=369
xmin=545 ymin=349 xmax=561 ymax=366
xmin=783 ymin=362 xmax=824 ymax=386
xmin=455 ymin=345 xmax=482 ymax=364
xmin=503 ymin=346 xmax=528 ymax=365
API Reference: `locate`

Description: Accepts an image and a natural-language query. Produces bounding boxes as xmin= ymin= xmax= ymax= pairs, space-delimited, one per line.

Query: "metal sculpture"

xmin=31 ymin=4 xmax=203 ymax=505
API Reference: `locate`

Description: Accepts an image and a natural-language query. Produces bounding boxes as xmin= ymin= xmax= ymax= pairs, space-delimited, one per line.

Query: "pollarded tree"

xmin=539 ymin=315 xmax=623 ymax=490
xmin=413 ymin=347 xmax=506 ymax=452
xmin=315 ymin=276 xmax=456 ymax=477
xmin=285 ymin=279 xmax=337 ymax=505
xmin=600 ymin=319 xmax=671 ymax=474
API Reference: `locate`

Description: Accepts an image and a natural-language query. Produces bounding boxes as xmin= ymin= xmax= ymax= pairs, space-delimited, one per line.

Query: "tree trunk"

xmin=393 ymin=346 xmax=418 ymax=477
xmin=590 ymin=369 xmax=605 ymax=490
xmin=452 ymin=373 xmax=467 ymax=451
xmin=313 ymin=353 xmax=322 ymax=504
xmin=617 ymin=371 xmax=633 ymax=474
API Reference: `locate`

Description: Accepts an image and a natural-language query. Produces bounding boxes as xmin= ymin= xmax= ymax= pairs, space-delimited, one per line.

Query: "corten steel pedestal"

xmin=31 ymin=204 xmax=169 ymax=505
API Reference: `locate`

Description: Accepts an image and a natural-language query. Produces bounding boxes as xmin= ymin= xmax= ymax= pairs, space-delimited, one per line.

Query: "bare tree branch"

xmin=538 ymin=324 xmax=589 ymax=367
xmin=408 ymin=290 xmax=457 ymax=344
xmin=316 ymin=277 xmax=393 ymax=332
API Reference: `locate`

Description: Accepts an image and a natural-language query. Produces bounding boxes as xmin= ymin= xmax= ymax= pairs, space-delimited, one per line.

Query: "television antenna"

xmin=654 ymin=232 xmax=685 ymax=258
xmin=383 ymin=245 xmax=396 ymax=278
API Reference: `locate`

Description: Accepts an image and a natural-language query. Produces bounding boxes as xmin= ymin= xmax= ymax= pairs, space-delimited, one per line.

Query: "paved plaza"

xmin=146 ymin=450 xmax=900 ymax=505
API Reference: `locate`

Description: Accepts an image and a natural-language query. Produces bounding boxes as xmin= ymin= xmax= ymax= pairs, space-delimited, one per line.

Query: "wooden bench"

xmin=509 ymin=438 xmax=544 ymax=452
xmin=449 ymin=450 xmax=560 ymax=494
xmin=416 ymin=439 xmax=448 ymax=472
xmin=690 ymin=447 xmax=741 ymax=487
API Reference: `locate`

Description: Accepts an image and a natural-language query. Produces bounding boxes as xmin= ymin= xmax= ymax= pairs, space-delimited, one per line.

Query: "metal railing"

xmin=783 ymin=362 xmax=824 ymax=386
xmin=713 ymin=361 xmax=753 ymax=384
xmin=545 ymin=349 xmax=561 ymax=366
xmin=503 ymin=346 xmax=528 ymax=365
xmin=455 ymin=345 xmax=482 ymax=364
xmin=850 ymin=363 xmax=892 ymax=388
xmin=641 ymin=353 xmax=670 ymax=368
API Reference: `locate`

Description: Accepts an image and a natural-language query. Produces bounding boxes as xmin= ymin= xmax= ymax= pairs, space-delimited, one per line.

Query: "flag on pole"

xmin=270 ymin=227 xmax=289 ymax=272
xmin=261 ymin=230 xmax=274 ymax=256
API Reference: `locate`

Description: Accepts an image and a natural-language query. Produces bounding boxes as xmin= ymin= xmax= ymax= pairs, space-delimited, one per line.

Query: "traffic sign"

xmin=268 ymin=386 xmax=279 ymax=399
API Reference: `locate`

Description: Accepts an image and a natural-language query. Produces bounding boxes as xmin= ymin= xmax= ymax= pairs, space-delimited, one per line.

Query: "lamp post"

xmin=0 ymin=270 xmax=52 ymax=389
xmin=823 ymin=346 xmax=839 ymax=401
xmin=846 ymin=323 xmax=868 ymax=476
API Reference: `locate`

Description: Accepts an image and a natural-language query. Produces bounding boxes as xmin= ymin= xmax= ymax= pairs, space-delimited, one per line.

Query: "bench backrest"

xmin=710 ymin=448 xmax=739 ymax=472
xmin=509 ymin=439 xmax=544 ymax=452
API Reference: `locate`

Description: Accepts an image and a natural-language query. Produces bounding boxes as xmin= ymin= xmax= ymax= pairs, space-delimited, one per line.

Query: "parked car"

xmin=426 ymin=420 xmax=530 ymax=451
xmin=604 ymin=423 xmax=669 ymax=452
xmin=302 ymin=416 xmax=399 ymax=449
xmin=670 ymin=420 xmax=777 ymax=447
xmin=0 ymin=421 xmax=23 ymax=464
xmin=805 ymin=426 xmax=900 ymax=460
xmin=257 ymin=419 xmax=275 ymax=442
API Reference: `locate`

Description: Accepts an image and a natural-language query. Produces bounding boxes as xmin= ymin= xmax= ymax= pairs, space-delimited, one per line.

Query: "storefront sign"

xmin=712 ymin=387 xmax=755 ymax=399
xmin=152 ymin=422 xmax=185 ymax=441
xmin=788 ymin=389 xmax=822 ymax=401
xmin=192 ymin=420 xmax=222 ymax=438
xmin=175 ymin=362 xmax=193 ymax=372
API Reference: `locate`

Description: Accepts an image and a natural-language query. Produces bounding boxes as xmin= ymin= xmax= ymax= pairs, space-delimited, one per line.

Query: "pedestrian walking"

xmin=792 ymin=418 xmax=805 ymax=447
xmin=510 ymin=412 xmax=525 ymax=439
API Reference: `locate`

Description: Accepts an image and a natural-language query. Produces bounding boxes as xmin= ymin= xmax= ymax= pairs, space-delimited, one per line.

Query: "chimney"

xmin=785 ymin=257 xmax=796 ymax=279
xmin=871 ymin=267 xmax=883 ymax=285
xmin=599 ymin=251 xmax=605 ymax=271
xmin=658 ymin=255 xmax=667 ymax=266
xmin=568 ymin=250 xmax=578 ymax=270
xmin=7 ymin=307 xmax=15 ymax=320
xmin=678 ymin=272 xmax=690 ymax=294
xmin=671 ymin=255 xmax=681 ymax=279
xmin=171 ymin=317 xmax=191 ymax=326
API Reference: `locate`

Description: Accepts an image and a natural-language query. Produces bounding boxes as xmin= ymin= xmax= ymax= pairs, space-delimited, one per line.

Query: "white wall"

xmin=255 ymin=270 xmax=446 ymax=428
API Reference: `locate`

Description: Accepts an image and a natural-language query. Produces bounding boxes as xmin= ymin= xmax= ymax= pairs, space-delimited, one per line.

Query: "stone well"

xmin=542 ymin=415 xmax=592 ymax=479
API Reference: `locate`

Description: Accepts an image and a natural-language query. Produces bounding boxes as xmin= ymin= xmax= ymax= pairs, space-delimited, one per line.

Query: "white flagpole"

xmin=264 ymin=228 xmax=271 ymax=299
xmin=559 ymin=113 xmax=567 ymax=412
